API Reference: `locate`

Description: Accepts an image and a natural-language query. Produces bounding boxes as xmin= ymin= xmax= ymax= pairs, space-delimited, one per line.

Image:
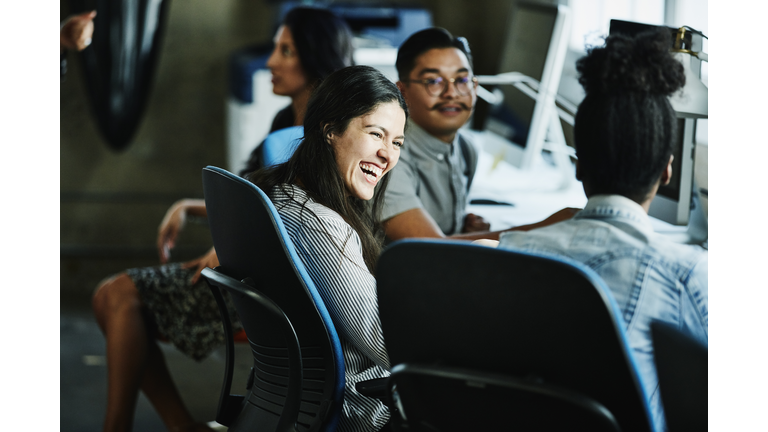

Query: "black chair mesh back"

xmin=202 ymin=167 xmax=339 ymax=432
xmin=390 ymin=364 xmax=621 ymax=431
xmin=652 ymin=321 xmax=707 ymax=432
xmin=377 ymin=240 xmax=653 ymax=432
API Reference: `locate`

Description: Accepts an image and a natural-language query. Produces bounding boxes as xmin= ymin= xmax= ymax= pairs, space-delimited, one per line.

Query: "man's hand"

xmin=61 ymin=11 xmax=97 ymax=52
xmin=462 ymin=213 xmax=490 ymax=233
xmin=511 ymin=207 xmax=581 ymax=232
xmin=540 ymin=207 xmax=581 ymax=225
xmin=182 ymin=247 xmax=219 ymax=285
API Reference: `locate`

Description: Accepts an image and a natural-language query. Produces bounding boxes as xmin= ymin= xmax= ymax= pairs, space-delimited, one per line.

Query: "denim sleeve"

xmin=682 ymin=253 xmax=708 ymax=345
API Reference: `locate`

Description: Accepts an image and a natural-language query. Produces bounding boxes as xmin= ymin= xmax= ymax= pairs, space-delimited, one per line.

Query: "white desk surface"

xmin=465 ymin=130 xmax=693 ymax=238
xmin=466 ymin=135 xmax=587 ymax=231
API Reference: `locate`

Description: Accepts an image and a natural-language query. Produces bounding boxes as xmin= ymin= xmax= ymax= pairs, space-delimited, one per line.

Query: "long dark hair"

xmin=248 ymin=65 xmax=409 ymax=273
xmin=574 ymin=28 xmax=685 ymax=202
xmin=283 ymin=6 xmax=355 ymax=88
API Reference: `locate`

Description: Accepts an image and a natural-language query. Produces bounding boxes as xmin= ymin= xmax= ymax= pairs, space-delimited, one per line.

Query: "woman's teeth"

xmin=360 ymin=162 xmax=382 ymax=181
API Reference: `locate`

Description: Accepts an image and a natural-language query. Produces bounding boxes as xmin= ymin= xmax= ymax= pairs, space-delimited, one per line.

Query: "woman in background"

xmin=496 ymin=28 xmax=706 ymax=432
xmin=91 ymin=7 xmax=353 ymax=432
xmin=248 ymin=64 xmax=407 ymax=431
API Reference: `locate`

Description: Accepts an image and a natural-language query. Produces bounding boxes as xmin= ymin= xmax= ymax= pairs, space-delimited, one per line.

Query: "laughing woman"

xmin=248 ymin=65 xmax=407 ymax=431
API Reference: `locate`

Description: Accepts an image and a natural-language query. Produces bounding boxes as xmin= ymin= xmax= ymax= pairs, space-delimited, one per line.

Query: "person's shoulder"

xmin=650 ymin=235 xmax=708 ymax=264
xmin=457 ymin=128 xmax=479 ymax=149
xmin=499 ymin=220 xmax=579 ymax=251
xmin=456 ymin=128 xmax=477 ymax=144
xmin=455 ymin=129 xmax=480 ymax=173
xmin=274 ymin=185 xmax=348 ymax=227
xmin=305 ymin=200 xmax=347 ymax=226
xmin=638 ymin=235 xmax=708 ymax=288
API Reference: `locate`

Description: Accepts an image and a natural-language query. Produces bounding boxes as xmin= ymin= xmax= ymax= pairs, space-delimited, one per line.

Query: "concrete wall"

xmin=60 ymin=0 xmax=278 ymax=298
xmin=60 ymin=0 xmax=561 ymax=300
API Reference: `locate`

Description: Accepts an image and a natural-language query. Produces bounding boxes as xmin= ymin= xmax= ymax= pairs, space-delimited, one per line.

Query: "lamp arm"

xmin=476 ymin=72 xmax=577 ymax=124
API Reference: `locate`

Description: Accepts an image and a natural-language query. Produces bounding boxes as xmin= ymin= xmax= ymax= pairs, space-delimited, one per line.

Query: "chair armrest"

xmin=356 ymin=377 xmax=389 ymax=400
xmin=203 ymin=267 xmax=304 ymax=431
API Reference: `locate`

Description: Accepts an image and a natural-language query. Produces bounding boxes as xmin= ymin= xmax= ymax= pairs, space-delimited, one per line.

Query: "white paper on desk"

xmin=468 ymin=147 xmax=587 ymax=229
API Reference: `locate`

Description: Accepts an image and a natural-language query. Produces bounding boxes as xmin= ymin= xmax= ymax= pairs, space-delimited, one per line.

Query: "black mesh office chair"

xmin=372 ymin=239 xmax=655 ymax=432
xmin=200 ymin=166 xmax=344 ymax=432
xmin=652 ymin=321 xmax=707 ymax=432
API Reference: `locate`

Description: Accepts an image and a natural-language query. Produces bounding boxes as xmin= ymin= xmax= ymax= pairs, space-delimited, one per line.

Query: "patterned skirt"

xmin=126 ymin=263 xmax=242 ymax=361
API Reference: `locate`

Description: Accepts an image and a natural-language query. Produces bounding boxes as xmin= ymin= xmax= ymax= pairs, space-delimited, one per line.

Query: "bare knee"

xmin=92 ymin=273 xmax=142 ymax=329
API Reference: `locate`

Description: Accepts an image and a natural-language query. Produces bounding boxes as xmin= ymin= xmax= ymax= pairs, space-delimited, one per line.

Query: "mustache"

xmin=429 ymin=102 xmax=472 ymax=111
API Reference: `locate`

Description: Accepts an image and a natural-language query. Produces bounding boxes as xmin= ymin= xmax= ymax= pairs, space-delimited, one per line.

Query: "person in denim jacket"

xmin=496 ymin=29 xmax=707 ymax=432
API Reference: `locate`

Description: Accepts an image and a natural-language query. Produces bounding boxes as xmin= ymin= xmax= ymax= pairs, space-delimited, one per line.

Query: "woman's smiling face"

xmin=329 ymin=101 xmax=406 ymax=200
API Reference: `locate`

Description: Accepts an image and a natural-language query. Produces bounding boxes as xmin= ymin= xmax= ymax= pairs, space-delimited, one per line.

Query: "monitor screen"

xmin=487 ymin=4 xmax=559 ymax=147
xmin=648 ymin=117 xmax=697 ymax=226
xmin=656 ymin=118 xmax=687 ymax=203
xmin=475 ymin=2 xmax=571 ymax=170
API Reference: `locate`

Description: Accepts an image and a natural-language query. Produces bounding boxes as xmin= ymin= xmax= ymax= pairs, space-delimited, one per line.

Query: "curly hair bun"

xmin=576 ymin=27 xmax=685 ymax=96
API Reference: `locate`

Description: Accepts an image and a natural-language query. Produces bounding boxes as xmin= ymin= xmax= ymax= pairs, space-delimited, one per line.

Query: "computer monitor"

xmin=480 ymin=2 xmax=571 ymax=170
xmin=650 ymin=118 xmax=697 ymax=226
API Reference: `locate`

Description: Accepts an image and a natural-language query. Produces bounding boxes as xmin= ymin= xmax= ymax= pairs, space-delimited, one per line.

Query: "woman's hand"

xmin=183 ymin=247 xmax=219 ymax=285
xmin=157 ymin=201 xmax=189 ymax=263
xmin=157 ymin=199 xmax=207 ymax=263
xmin=61 ymin=11 xmax=97 ymax=52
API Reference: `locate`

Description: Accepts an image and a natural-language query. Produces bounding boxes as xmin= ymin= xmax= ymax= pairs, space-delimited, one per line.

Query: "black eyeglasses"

xmin=402 ymin=76 xmax=478 ymax=97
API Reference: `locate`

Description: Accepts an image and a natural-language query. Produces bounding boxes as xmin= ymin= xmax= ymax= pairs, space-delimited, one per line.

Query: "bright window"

xmin=568 ymin=0 xmax=665 ymax=51
xmin=566 ymin=0 xmax=708 ymax=145
xmin=670 ymin=0 xmax=708 ymax=86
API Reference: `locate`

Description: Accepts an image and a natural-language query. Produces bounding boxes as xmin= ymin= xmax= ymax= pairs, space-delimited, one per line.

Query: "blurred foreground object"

xmin=72 ymin=0 xmax=171 ymax=151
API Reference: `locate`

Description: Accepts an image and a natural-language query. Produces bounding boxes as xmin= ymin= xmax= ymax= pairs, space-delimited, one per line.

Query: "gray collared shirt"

xmin=381 ymin=119 xmax=478 ymax=235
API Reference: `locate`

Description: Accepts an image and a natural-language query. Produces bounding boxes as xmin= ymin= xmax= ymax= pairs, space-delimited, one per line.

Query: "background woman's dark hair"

xmin=395 ymin=27 xmax=474 ymax=80
xmin=574 ymin=28 xmax=685 ymax=202
xmin=283 ymin=6 xmax=355 ymax=87
xmin=248 ymin=65 xmax=409 ymax=273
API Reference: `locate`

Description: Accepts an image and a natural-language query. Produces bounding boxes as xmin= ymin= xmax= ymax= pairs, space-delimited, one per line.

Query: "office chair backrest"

xmin=202 ymin=166 xmax=344 ymax=432
xmin=262 ymin=126 xmax=304 ymax=167
xmin=376 ymin=239 xmax=654 ymax=432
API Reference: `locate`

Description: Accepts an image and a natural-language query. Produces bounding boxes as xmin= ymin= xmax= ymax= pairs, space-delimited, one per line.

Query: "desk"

xmin=465 ymin=129 xmax=587 ymax=230
xmin=465 ymin=129 xmax=705 ymax=248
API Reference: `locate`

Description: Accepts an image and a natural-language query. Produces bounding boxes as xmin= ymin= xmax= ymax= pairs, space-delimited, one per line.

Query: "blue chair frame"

xmin=201 ymin=166 xmax=344 ymax=432
xmin=261 ymin=126 xmax=304 ymax=167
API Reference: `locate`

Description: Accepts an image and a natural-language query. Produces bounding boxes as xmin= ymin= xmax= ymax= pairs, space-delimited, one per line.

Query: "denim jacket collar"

xmin=576 ymin=195 xmax=655 ymax=235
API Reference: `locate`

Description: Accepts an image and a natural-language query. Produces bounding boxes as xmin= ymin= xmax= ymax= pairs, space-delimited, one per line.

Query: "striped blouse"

xmin=271 ymin=184 xmax=391 ymax=432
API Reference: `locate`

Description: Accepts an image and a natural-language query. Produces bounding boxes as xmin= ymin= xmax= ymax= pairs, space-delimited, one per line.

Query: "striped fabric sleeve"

xmin=285 ymin=205 xmax=391 ymax=371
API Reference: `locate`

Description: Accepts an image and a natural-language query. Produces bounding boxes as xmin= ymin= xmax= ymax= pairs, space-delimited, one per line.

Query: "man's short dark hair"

xmin=396 ymin=27 xmax=474 ymax=80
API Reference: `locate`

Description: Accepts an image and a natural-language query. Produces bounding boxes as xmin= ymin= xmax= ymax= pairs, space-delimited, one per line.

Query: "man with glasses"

xmin=382 ymin=28 xmax=572 ymax=240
